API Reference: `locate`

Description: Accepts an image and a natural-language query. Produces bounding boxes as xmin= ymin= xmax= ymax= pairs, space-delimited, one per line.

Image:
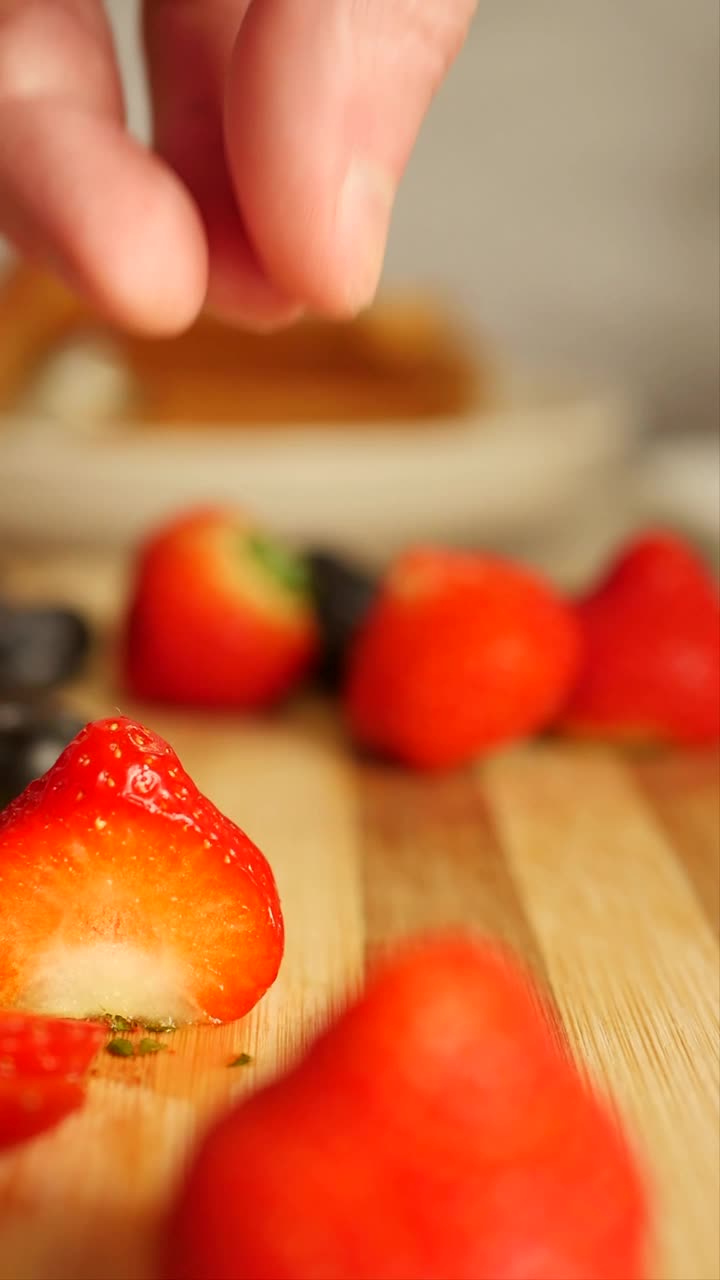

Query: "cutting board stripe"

xmin=632 ymin=752 xmax=720 ymax=939
xmin=357 ymin=764 xmax=549 ymax=983
xmin=483 ymin=746 xmax=720 ymax=1280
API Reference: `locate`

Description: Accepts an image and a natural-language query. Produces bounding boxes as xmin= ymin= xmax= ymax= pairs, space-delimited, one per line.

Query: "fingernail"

xmin=337 ymin=159 xmax=395 ymax=313
xmin=205 ymin=299 xmax=306 ymax=333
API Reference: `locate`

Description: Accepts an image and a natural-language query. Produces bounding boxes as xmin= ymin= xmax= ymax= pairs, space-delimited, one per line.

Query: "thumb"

xmin=225 ymin=0 xmax=475 ymax=316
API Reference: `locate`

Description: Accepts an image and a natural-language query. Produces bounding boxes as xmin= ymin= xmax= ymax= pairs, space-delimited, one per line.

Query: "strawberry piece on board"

xmin=0 ymin=1076 xmax=85 ymax=1152
xmin=0 ymin=1011 xmax=104 ymax=1152
xmin=0 ymin=716 xmax=284 ymax=1027
xmin=345 ymin=548 xmax=581 ymax=769
xmin=124 ymin=507 xmax=319 ymax=709
xmin=562 ymin=530 xmax=720 ymax=745
xmin=162 ymin=935 xmax=649 ymax=1280
xmin=0 ymin=1011 xmax=105 ymax=1078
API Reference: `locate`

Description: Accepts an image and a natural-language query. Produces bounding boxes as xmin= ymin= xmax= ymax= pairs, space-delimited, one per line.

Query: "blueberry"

xmin=307 ymin=550 xmax=377 ymax=690
xmin=0 ymin=703 xmax=86 ymax=809
xmin=0 ymin=604 xmax=91 ymax=696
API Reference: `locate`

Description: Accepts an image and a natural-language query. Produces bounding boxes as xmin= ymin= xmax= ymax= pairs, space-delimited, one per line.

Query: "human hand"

xmin=0 ymin=0 xmax=475 ymax=334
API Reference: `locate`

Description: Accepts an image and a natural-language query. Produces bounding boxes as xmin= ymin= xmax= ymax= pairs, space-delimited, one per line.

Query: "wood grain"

xmin=359 ymin=765 xmax=549 ymax=981
xmin=634 ymin=751 xmax=720 ymax=939
xmin=484 ymin=746 xmax=720 ymax=1280
xmin=0 ymin=570 xmax=717 ymax=1279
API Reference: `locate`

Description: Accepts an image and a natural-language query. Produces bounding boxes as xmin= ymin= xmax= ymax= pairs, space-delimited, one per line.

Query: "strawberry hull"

xmin=123 ymin=509 xmax=318 ymax=709
xmin=0 ymin=718 xmax=284 ymax=1026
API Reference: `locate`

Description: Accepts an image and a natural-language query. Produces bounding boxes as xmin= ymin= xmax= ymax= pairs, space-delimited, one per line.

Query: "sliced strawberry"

xmin=0 ymin=716 xmax=284 ymax=1027
xmin=0 ymin=1075 xmax=85 ymax=1151
xmin=0 ymin=1012 xmax=105 ymax=1079
xmin=123 ymin=507 xmax=319 ymax=709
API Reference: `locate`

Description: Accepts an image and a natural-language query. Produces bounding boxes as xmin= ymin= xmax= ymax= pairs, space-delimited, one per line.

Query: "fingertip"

xmin=0 ymin=100 xmax=208 ymax=336
xmin=204 ymin=274 xmax=305 ymax=332
xmin=62 ymin=132 xmax=210 ymax=337
xmin=224 ymin=0 xmax=474 ymax=318
xmin=222 ymin=0 xmax=352 ymax=316
xmin=224 ymin=0 xmax=397 ymax=320
xmin=77 ymin=161 xmax=210 ymax=338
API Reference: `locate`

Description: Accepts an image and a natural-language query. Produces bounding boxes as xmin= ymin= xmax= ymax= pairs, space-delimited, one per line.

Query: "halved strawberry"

xmin=0 ymin=717 xmax=284 ymax=1027
xmin=123 ymin=507 xmax=319 ymax=708
xmin=0 ymin=1011 xmax=105 ymax=1078
xmin=0 ymin=1076 xmax=85 ymax=1151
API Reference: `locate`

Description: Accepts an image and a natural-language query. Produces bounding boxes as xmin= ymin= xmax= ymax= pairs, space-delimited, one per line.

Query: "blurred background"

xmin=0 ymin=0 xmax=718 ymax=575
xmin=102 ymin=0 xmax=720 ymax=436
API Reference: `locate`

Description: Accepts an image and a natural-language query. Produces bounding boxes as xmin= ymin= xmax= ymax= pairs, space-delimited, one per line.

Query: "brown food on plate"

xmin=0 ymin=264 xmax=485 ymax=427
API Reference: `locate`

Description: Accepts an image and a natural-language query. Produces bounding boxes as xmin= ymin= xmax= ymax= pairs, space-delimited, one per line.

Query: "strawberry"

xmin=561 ymin=530 xmax=720 ymax=745
xmin=0 ymin=1077 xmax=85 ymax=1151
xmin=0 ymin=716 xmax=284 ymax=1026
xmin=162 ymin=936 xmax=648 ymax=1280
xmin=344 ymin=548 xmax=581 ymax=769
xmin=0 ymin=1011 xmax=104 ymax=1151
xmin=0 ymin=1011 xmax=105 ymax=1079
xmin=123 ymin=507 xmax=319 ymax=709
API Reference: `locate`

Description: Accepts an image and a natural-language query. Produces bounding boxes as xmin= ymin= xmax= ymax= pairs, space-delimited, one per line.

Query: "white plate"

xmin=0 ymin=371 xmax=638 ymax=561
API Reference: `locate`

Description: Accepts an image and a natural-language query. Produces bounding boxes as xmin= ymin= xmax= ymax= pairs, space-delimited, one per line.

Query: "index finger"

xmin=0 ymin=0 xmax=207 ymax=334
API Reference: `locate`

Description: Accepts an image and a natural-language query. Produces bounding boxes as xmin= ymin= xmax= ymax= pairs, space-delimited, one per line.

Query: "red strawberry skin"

xmin=0 ymin=1012 xmax=105 ymax=1079
xmin=345 ymin=549 xmax=581 ymax=769
xmin=562 ymin=531 xmax=720 ymax=745
xmin=162 ymin=936 xmax=648 ymax=1280
xmin=124 ymin=508 xmax=319 ymax=709
xmin=0 ymin=1076 xmax=85 ymax=1151
xmin=0 ymin=1012 xmax=104 ymax=1151
xmin=0 ymin=717 xmax=284 ymax=1025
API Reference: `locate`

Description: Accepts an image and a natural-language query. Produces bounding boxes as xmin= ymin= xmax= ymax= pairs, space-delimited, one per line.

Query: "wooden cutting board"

xmin=0 ymin=564 xmax=718 ymax=1280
